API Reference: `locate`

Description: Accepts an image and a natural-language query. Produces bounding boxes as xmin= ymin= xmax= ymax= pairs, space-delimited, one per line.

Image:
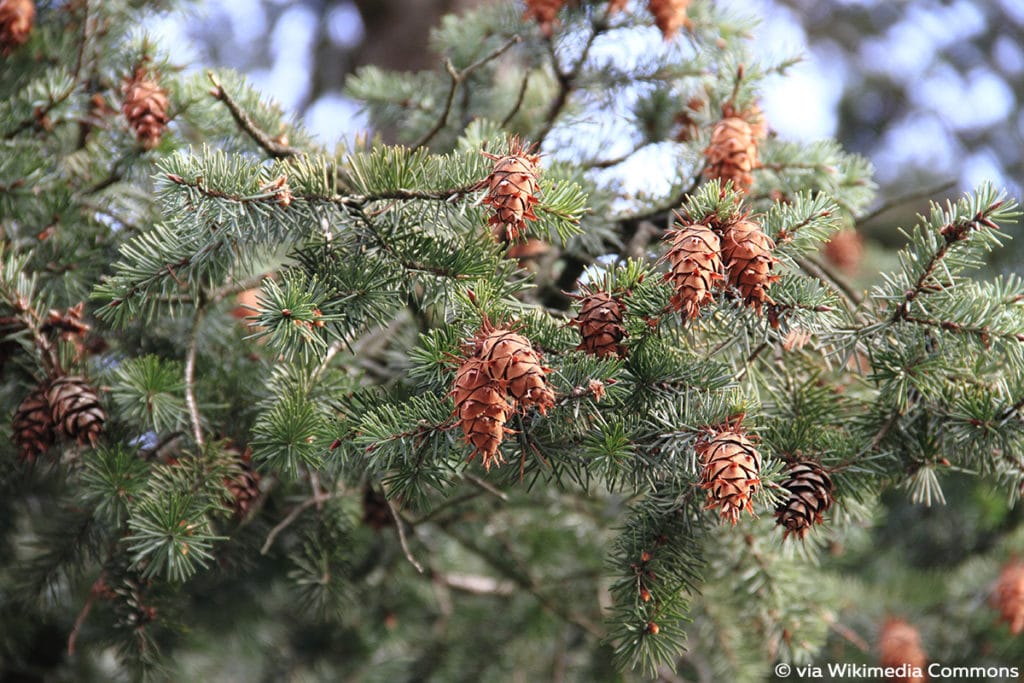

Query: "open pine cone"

xmin=662 ymin=220 xmax=724 ymax=319
xmin=481 ymin=139 xmax=542 ymax=242
xmin=696 ymin=424 xmax=762 ymax=524
xmin=122 ymin=67 xmax=169 ymax=150
xmin=0 ymin=0 xmax=34 ymax=56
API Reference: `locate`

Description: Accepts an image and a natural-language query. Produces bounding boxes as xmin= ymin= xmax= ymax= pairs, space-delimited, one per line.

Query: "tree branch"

xmin=184 ymin=301 xmax=208 ymax=448
xmin=207 ymin=71 xmax=303 ymax=159
xmin=413 ymin=35 xmax=523 ymax=150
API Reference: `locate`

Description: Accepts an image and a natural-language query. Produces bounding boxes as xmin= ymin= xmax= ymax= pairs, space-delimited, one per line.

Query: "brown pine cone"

xmin=0 ymin=0 xmax=34 ymax=56
xmin=223 ymin=445 xmax=261 ymax=518
xmin=721 ymin=218 xmax=779 ymax=314
xmin=47 ymin=375 xmax=105 ymax=446
xmin=878 ymin=618 xmax=928 ymax=683
xmin=775 ymin=461 xmax=833 ymax=540
xmin=121 ymin=67 xmax=169 ymax=150
xmin=451 ymin=355 xmax=514 ymax=470
xmin=476 ymin=326 xmax=555 ymax=415
xmin=13 ymin=386 xmax=53 ymax=461
xmin=662 ymin=220 xmax=724 ymax=319
xmin=523 ymin=0 xmax=565 ymax=37
xmin=481 ymin=139 xmax=542 ymax=242
xmin=696 ymin=423 xmax=762 ymax=525
xmin=647 ymin=0 xmax=691 ymax=40
xmin=570 ymin=286 xmax=628 ymax=358
xmin=705 ymin=117 xmax=759 ymax=193
xmin=993 ymin=561 xmax=1024 ymax=635
xmin=823 ymin=228 xmax=864 ymax=274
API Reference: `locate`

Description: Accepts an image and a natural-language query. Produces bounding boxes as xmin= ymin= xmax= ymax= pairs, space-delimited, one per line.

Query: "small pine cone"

xmin=696 ymin=425 xmax=762 ymax=525
xmin=223 ymin=445 xmax=261 ymax=518
xmin=775 ymin=461 xmax=833 ymax=540
xmin=823 ymin=228 xmax=864 ymax=274
xmin=0 ymin=0 xmax=34 ymax=56
xmin=121 ymin=68 xmax=169 ymax=150
xmin=721 ymin=219 xmax=779 ymax=314
xmin=647 ymin=0 xmax=691 ymax=39
xmin=705 ymin=117 xmax=759 ymax=193
xmin=47 ymin=375 xmax=105 ymax=446
xmin=878 ymin=618 xmax=928 ymax=683
xmin=662 ymin=221 xmax=724 ymax=319
xmin=993 ymin=561 xmax=1024 ymax=635
xmin=477 ymin=327 xmax=555 ymax=414
xmin=570 ymin=287 xmax=628 ymax=358
xmin=12 ymin=386 xmax=53 ymax=462
xmin=607 ymin=0 xmax=629 ymax=12
xmin=523 ymin=0 xmax=565 ymax=37
xmin=481 ymin=139 xmax=542 ymax=242
xmin=452 ymin=356 xmax=514 ymax=470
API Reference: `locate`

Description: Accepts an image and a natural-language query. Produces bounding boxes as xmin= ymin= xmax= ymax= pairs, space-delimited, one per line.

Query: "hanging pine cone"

xmin=705 ymin=117 xmax=759 ymax=193
xmin=721 ymin=218 xmax=779 ymax=314
xmin=647 ymin=0 xmax=691 ymax=39
xmin=570 ymin=286 xmax=628 ymax=358
xmin=13 ymin=386 xmax=53 ymax=462
xmin=451 ymin=356 xmax=514 ymax=470
xmin=223 ymin=445 xmax=261 ymax=518
xmin=480 ymin=139 xmax=542 ymax=242
xmin=878 ymin=618 xmax=928 ymax=683
xmin=121 ymin=67 xmax=169 ymax=150
xmin=523 ymin=0 xmax=565 ymax=37
xmin=477 ymin=326 xmax=555 ymax=414
xmin=993 ymin=561 xmax=1024 ymax=635
xmin=47 ymin=375 xmax=105 ymax=446
xmin=775 ymin=461 xmax=833 ymax=540
xmin=662 ymin=220 xmax=724 ymax=320
xmin=0 ymin=0 xmax=34 ymax=56
xmin=696 ymin=423 xmax=762 ymax=525
xmin=823 ymin=228 xmax=864 ymax=274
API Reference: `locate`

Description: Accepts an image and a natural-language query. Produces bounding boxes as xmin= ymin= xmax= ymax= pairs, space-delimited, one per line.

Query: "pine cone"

xmin=477 ymin=326 xmax=555 ymax=414
xmin=570 ymin=286 xmax=628 ymax=358
xmin=451 ymin=356 xmax=514 ymax=470
xmin=823 ymin=228 xmax=864 ymax=274
xmin=878 ymin=618 xmax=928 ymax=683
xmin=993 ymin=561 xmax=1024 ymax=635
xmin=121 ymin=67 xmax=169 ymax=150
xmin=696 ymin=424 xmax=762 ymax=525
xmin=662 ymin=221 xmax=724 ymax=319
xmin=13 ymin=386 xmax=53 ymax=462
xmin=607 ymin=0 xmax=629 ymax=12
xmin=705 ymin=117 xmax=759 ymax=193
xmin=647 ymin=0 xmax=691 ymax=39
xmin=0 ymin=0 xmax=34 ymax=56
xmin=523 ymin=0 xmax=565 ymax=37
xmin=775 ymin=461 xmax=833 ymax=540
xmin=47 ymin=375 xmax=105 ymax=446
xmin=481 ymin=139 xmax=542 ymax=242
xmin=721 ymin=219 xmax=779 ymax=314
xmin=223 ymin=445 xmax=261 ymax=518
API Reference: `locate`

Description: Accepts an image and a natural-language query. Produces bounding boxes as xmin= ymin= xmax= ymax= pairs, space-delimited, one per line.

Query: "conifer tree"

xmin=2 ymin=1 xmax=1023 ymax=681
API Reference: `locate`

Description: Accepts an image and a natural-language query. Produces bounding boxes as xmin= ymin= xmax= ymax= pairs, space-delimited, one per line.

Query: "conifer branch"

xmin=413 ymin=35 xmax=523 ymax=150
xmin=386 ymin=496 xmax=425 ymax=574
xmin=535 ymin=8 xmax=612 ymax=146
xmin=184 ymin=302 xmax=207 ymax=448
xmin=207 ymin=71 xmax=302 ymax=159
xmin=892 ymin=199 xmax=1005 ymax=323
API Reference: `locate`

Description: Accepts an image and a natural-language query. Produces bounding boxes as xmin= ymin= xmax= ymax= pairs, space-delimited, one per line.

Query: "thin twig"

xmin=184 ymin=301 xmax=208 ymax=448
xmin=534 ymin=9 xmax=610 ymax=147
xmin=796 ymin=255 xmax=862 ymax=308
xmin=207 ymin=71 xmax=302 ymax=159
xmin=260 ymin=490 xmax=339 ymax=555
xmin=857 ymin=179 xmax=957 ymax=225
xmin=500 ymin=70 xmax=532 ymax=127
xmin=414 ymin=35 xmax=523 ymax=150
xmin=67 ymin=573 xmax=105 ymax=656
xmin=463 ymin=472 xmax=509 ymax=501
xmin=386 ymin=496 xmax=425 ymax=574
